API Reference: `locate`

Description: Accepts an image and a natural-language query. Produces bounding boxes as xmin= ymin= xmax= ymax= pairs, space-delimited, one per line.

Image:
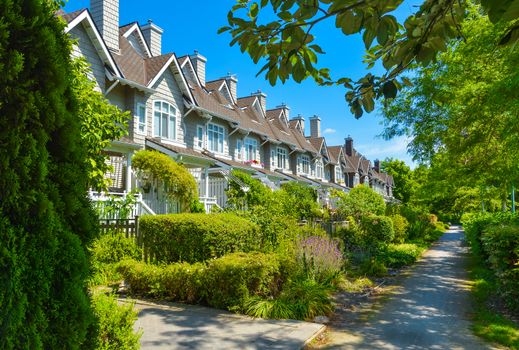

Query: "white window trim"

xmin=207 ymin=122 xmax=226 ymax=155
xmin=195 ymin=124 xmax=205 ymax=150
xmin=276 ymin=147 xmax=287 ymax=170
xmin=152 ymin=100 xmax=178 ymax=141
xmin=136 ymin=103 xmax=147 ymax=135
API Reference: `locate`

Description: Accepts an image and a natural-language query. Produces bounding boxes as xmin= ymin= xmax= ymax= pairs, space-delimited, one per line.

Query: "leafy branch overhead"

xmin=220 ymin=0 xmax=518 ymax=118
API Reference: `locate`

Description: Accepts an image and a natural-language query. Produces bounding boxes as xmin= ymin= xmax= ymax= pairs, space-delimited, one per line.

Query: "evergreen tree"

xmin=0 ymin=0 xmax=97 ymax=348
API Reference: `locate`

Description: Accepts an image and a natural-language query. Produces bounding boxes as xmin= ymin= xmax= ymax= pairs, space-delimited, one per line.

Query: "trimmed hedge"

xmin=118 ymin=252 xmax=284 ymax=310
xmin=140 ymin=213 xmax=261 ymax=263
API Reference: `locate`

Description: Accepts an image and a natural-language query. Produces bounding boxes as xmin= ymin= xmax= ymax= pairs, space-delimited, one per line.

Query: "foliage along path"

xmin=314 ymin=227 xmax=495 ymax=350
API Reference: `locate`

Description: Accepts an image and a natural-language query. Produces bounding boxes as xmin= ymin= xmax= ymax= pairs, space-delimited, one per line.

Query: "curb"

xmin=302 ymin=324 xmax=327 ymax=349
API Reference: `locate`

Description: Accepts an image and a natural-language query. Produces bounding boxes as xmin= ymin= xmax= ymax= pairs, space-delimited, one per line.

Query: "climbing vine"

xmin=132 ymin=150 xmax=198 ymax=210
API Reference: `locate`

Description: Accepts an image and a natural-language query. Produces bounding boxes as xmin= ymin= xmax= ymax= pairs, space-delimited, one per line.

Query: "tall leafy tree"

xmin=0 ymin=1 xmax=97 ymax=348
xmin=383 ymin=7 xmax=519 ymax=198
xmin=222 ymin=0 xmax=517 ymax=117
xmin=381 ymin=158 xmax=415 ymax=203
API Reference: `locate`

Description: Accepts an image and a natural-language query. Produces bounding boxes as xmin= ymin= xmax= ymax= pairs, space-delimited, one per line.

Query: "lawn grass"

xmin=469 ymin=254 xmax=519 ymax=349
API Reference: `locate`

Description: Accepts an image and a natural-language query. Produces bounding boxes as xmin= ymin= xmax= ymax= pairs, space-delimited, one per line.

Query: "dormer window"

xmin=153 ymin=101 xmax=177 ymax=140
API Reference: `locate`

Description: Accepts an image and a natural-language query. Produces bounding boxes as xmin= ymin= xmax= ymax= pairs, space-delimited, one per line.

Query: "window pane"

xmin=161 ymin=113 xmax=168 ymax=138
xmin=154 ymin=111 xmax=160 ymax=136
xmin=169 ymin=116 xmax=176 ymax=140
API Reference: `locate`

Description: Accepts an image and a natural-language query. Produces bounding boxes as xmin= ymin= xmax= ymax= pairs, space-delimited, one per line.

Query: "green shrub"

xmin=91 ymin=232 xmax=142 ymax=265
xmin=117 ymin=260 xmax=162 ymax=296
xmin=361 ymin=214 xmax=395 ymax=245
xmin=159 ymin=262 xmax=206 ymax=303
xmin=204 ymin=252 xmax=283 ymax=309
xmin=118 ymin=253 xmax=284 ymax=311
xmin=91 ymin=293 xmax=141 ymax=350
xmin=89 ymin=232 xmax=142 ymax=286
xmin=390 ymin=214 xmax=409 ymax=243
xmin=481 ymin=224 xmax=519 ymax=312
xmin=379 ymin=244 xmax=425 ymax=268
xmin=140 ymin=213 xmax=260 ymax=263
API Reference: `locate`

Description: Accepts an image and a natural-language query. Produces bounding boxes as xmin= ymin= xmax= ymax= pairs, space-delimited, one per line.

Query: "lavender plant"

xmin=296 ymin=236 xmax=344 ymax=283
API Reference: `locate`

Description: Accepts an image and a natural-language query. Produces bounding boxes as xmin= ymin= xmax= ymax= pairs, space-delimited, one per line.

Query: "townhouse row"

xmin=60 ymin=0 xmax=394 ymax=214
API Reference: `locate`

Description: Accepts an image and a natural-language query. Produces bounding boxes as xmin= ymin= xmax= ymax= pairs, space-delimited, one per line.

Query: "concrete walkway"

xmin=129 ymin=300 xmax=325 ymax=350
xmin=320 ymin=227 xmax=495 ymax=350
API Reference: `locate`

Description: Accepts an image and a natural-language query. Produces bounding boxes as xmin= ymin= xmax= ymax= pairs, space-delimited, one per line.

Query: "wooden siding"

xmin=69 ymin=24 xmax=105 ymax=92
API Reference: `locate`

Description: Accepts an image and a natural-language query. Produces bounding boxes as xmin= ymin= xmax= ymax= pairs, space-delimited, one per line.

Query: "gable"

xmin=68 ymin=22 xmax=106 ymax=91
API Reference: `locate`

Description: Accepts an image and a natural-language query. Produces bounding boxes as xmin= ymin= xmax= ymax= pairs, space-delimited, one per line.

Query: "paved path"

xmin=320 ymin=227 xmax=494 ymax=350
xmin=130 ymin=300 xmax=324 ymax=350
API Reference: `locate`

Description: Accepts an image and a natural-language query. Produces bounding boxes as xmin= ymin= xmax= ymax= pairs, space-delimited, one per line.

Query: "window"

xmin=208 ymin=123 xmax=224 ymax=153
xmin=244 ymin=137 xmax=257 ymax=161
xmin=136 ymin=103 xmax=146 ymax=134
xmin=270 ymin=150 xmax=276 ymax=167
xmin=300 ymin=155 xmax=310 ymax=174
xmin=335 ymin=166 xmax=342 ymax=182
xmin=277 ymin=147 xmax=287 ymax=169
xmin=196 ymin=125 xmax=204 ymax=149
xmin=236 ymin=139 xmax=243 ymax=160
xmin=153 ymin=101 xmax=177 ymax=140
xmin=315 ymin=161 xmax=323 ymax=179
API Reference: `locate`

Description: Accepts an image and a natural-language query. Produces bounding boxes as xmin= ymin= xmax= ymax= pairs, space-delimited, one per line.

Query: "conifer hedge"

xmin=0 ymin=1 xmax=97 ymax=348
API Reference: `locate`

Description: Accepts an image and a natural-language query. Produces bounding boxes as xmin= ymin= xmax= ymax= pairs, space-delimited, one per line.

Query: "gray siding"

xmin=184 ymin=112 xmax=207 ymax=149
xmin=69 ymin=24 xmax=105 ymax=92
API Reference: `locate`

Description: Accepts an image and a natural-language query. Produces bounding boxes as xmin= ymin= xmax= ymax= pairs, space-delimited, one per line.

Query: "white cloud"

xmin=356 ymin=136 xmax=415 ymax=167
xmin=323 ymin=128 xmax=336 ymax=134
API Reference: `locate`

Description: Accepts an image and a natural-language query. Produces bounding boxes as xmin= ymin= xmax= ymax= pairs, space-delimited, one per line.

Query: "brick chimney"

xmin=345 ymin=136 xmax=353 ymax=156
xmin=225 ymin=73 xmax=238 ymax=102
xmin=190 ymin=50 xmax=207 ymax=86
xmin=310 ymin=115 xmax=321 ymax=138
xmin=141 ymin=20 xmax=164 ymax=57
xmin=374 ymin=159 xmax=380 ymax=172
xmin=252 ymin=90 xmax=267 ymax=113
xmin=91 ymin=0 xmax=120 ymax=52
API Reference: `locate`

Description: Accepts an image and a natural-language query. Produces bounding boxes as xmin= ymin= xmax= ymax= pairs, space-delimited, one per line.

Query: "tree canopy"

xmin=383 ymin=8 xmax=519 ymax=196
xmin=222 ymin=0 xmax=518 ymax=117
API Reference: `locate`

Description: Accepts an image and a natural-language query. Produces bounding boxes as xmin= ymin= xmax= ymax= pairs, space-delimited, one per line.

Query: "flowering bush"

xmin=296 ymin=236 xmax=344 ymax=283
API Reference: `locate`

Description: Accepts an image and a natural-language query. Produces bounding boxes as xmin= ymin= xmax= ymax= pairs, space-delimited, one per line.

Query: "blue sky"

xmin=65 ymin=0 xmax=420 ymax=167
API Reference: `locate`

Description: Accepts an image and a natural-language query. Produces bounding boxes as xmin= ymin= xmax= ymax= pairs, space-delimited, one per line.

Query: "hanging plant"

xmin=132 ymin=150 xmax=198 ymax=211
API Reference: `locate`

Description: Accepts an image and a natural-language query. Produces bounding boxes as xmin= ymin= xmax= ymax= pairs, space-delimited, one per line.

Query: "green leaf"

xmin=382 ymin=80 xmax=398 ymax=99
xmin=250 ymin=3 xmax=259 ymax=17
xmin=363 ymin=28 xmax=377 ymax=49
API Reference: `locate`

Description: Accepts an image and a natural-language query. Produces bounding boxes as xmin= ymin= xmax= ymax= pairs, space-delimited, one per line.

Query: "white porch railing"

xmin=88 ymin=190 xmax=156 ymax=219
xmin=199 ymin=196 xmax=220 ymax=213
